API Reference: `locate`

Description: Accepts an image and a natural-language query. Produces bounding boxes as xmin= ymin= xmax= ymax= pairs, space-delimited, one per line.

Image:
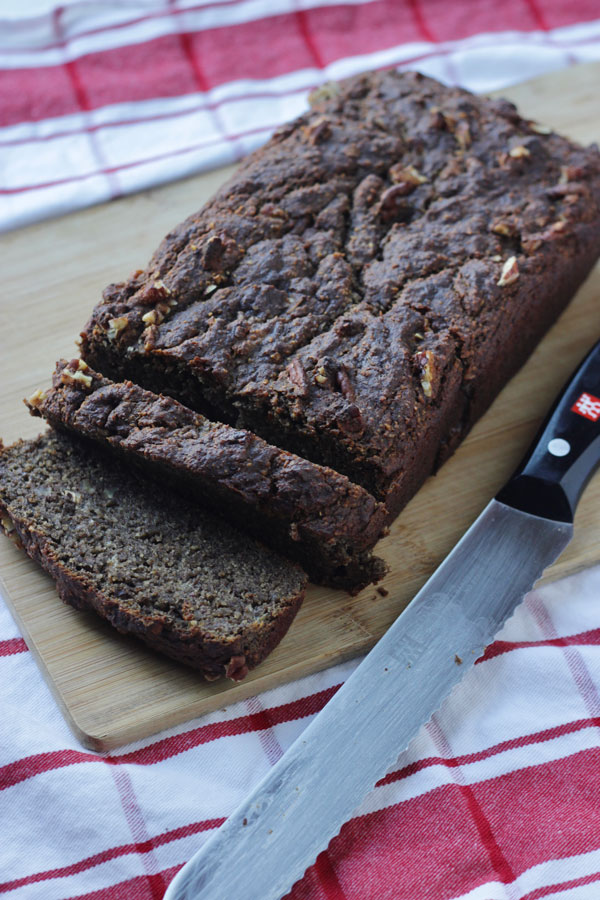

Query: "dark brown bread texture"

xmin=27 ymin=359 xmax=387 ymax=591
xmin=0 ymin=431 xmax=307 ymax=681
xmin=80 ymin=69 xmax=600 ymax=515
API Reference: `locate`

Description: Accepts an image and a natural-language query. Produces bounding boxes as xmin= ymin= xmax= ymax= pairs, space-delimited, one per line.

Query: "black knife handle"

xmin=496 ymin=338 xmax=600 ymax=523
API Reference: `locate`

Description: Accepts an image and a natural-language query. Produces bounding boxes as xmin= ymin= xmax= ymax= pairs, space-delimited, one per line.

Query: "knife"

xmin=165 ymin=337 xmax=600 ymax=900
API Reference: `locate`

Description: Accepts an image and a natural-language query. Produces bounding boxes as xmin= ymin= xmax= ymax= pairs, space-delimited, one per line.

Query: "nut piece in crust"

xmin=60 ymin=359 xmax=93 ymax=389
xmin=453 ymin=119 xmax=471 ymax=150
xmin=528 ymin=120 xmax=552 ymax=135
xmin=497 ymin=256 xmax=519 ymax=287
xmin=286 ymin=358 xmax=309 ymax=396
xmin=1 ymin=515 xmax=15 ymax=534
xmin=305 ymin=116 xmax=332 ymax=145
xmin=389 ymin=163 xmax=428 ymax=185
xmin=142 ymin=309 xmax=162 ymax=326
xmin=415 ymin=350 xmax=436 ymax=398
xmin=27 ymin=388 xmax=48 ymax=409
xmin=491 ymin=220 xmax=517 ymax=237
xmin=308 ymin=82 xmax=341 ymax=105
xmin=0 ymin=514 xmax=22 ymax=548
xmin=509 ymin=145 xmax=531 ymax=159
xmin=107 ymin=316 xmax=128 ymax=341
xmin=225 ymin=655 xmax=249 ymax=681
xmin=314 ymin=365 xmax=328 ymax=386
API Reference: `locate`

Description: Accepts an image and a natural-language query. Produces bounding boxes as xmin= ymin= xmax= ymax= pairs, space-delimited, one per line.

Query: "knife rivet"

xmin=548 ymin=438 xmax=571 ymax=457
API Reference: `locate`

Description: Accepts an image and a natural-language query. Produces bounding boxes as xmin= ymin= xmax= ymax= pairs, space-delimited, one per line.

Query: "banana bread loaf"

xmin=0 ymin=431 xmax=306 ymax=681
xmin=27 ymin=359 xmax=387 ymax=591
xmin=80 ymin=69 xmax=600 ymax=515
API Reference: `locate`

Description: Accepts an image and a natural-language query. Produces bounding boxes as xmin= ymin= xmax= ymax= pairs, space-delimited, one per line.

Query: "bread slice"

xmin=0 ymin=431 xmax=306 ymax=681
xmin=27 ymin=360 xmax=387 ymax=591
xmin=80 ymin=70 xmax=600 ymax=518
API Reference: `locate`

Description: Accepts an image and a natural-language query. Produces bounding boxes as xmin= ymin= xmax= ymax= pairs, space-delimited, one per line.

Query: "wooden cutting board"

xmin=1 ymin=62 xmax=600 ymax=752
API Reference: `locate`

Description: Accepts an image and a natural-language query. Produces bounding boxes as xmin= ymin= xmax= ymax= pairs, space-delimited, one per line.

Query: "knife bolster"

xmin=496 ymin=475 xmax=573 ymax=523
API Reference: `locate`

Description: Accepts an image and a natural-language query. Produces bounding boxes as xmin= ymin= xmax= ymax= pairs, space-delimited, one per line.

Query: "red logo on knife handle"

xmin=571 ymin=392 xmax=600 ymax=421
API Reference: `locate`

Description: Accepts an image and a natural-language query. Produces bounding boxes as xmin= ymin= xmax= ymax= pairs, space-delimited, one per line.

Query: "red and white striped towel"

xmin=2 ymin=2 xmax=600 ymax=898
xmin=3 ymin=568 xmax=600 ymax=899
xmin=2 ymin=0 xmax=600 ymax=231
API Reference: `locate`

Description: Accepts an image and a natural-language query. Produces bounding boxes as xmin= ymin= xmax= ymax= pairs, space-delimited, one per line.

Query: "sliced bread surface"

xmin=0 ymin=431 xmax=306 ymax=681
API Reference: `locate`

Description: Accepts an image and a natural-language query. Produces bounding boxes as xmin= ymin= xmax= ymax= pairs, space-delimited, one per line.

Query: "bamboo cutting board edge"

xmin=1 ymin=62 xmax=600 ymax=751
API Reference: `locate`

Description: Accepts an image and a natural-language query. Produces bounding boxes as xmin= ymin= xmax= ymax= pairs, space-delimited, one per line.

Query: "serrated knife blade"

xmin=165 ymin=337 xmax=600 ymax=900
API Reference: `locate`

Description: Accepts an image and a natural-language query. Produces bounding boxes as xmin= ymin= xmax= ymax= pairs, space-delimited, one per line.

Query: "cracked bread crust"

xmin=27 ymin=360 xmax=387 ymax=591
xmin=0 ymin=432 xmax=306 ymax=681
xmin=80 ymin=69 xmax=600 ymax=512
